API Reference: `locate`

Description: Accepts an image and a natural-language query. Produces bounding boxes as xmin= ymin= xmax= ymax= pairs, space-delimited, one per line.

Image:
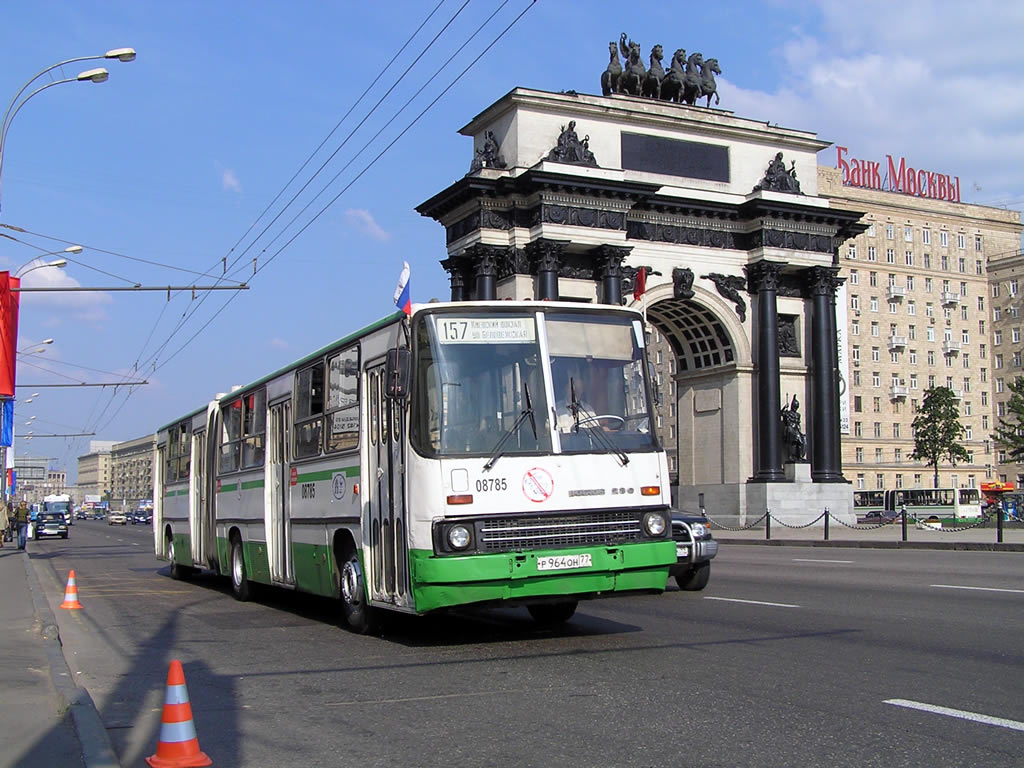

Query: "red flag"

xmin=633 ymin=267 xmax=646 ymax=301
xmin=0 ymin=272 xmax=20 ymax=398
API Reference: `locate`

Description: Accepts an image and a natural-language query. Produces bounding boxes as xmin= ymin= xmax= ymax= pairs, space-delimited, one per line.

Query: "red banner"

xmin=0 ymin=272 xmax=21 ymax=398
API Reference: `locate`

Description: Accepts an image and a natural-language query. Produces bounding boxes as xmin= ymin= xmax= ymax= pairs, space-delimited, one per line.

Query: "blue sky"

xmin=1 ymin=1 xmax=1022 ymax=482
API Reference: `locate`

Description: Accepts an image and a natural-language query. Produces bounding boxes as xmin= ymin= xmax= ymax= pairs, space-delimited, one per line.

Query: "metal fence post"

xmin=824 ymin=507 xmax=830 ymax=541
xmin=997 ymin=504 xmax=1004 ymax=544
xmin=766 ymin=507 xmax=771 ymax=540
xmin=901 ymin=504 xmax=908 ymax=542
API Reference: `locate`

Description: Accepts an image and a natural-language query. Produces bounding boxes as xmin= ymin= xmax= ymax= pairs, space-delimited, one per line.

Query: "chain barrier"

xmin=827 ymin=513 xmax=895 ymax=531
xmin=771 ymin=511 xmax=826 ymax=529
xmin=704 ymin=511 xmax=768 ymax=531
xmin=908 ymin=510 xmax=995 ymax=534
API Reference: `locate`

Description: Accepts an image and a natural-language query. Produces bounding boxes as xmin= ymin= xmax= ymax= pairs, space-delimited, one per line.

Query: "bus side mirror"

xmin=385 ymin=348 xmax=410 ymax=399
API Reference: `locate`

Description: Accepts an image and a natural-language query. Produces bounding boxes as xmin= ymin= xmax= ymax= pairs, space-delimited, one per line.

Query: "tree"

xmin=992 ymin=376 xmax=1024 ymax=461
xmin=910 ymin=386 xmax=969 ymax=488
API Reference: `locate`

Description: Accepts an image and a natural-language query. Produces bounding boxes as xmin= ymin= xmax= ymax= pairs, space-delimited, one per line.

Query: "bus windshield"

xmin=412 ymin=309 xmax=656 ymax=457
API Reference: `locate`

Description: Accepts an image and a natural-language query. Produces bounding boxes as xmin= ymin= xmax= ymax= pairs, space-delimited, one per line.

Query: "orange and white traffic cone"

xmin=147 ymin=659 xmax=212 ymax=768
xmin=59 ymin=570 xmax=82 ymax=610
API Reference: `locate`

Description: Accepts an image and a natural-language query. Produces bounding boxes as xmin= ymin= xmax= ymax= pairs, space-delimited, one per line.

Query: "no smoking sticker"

xmin=522 ymin=468 xmax=554 ymax=503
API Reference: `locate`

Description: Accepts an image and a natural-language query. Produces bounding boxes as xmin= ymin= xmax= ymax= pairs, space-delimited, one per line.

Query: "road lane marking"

xmin=704 ymin=597 xmax=799 ymax=608
xmin=327 ymin=691 xmax=517 ymax=707
xmin=792 ymin=558 xmax=854 ymax=564
xmin=884 ymin=699 xmax=1024 ymax=732
xmin=930 ymin=584 xmax=1024 ymax=595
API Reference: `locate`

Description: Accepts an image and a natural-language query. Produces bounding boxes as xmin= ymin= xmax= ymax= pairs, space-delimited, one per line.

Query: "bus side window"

xmin=295 ymin=362 xmax=325 ymax=459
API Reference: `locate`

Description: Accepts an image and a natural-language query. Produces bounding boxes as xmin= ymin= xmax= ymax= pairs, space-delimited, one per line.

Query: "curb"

xmin=716 ymin=538 xmax=1024 ymax=552
xmin=22 ymin=555 xmax=122 ymax=768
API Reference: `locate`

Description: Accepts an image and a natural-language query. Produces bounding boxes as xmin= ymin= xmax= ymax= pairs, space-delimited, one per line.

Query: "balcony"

xmin=890 ymin=384 xmax=909 ymax=399
xmin=942 ymin=341 xmax=962 ymax=355
xmin=887 ymin=335 xmax=908 ymax=350
xmin=887 ymin=286 xmax=907 ymax=300
xmin=940 ymin=291 xmax=961 ymax=306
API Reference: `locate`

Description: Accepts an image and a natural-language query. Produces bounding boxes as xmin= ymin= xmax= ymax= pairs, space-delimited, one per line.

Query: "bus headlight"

xmin=447 ymin=524 xmax=472 ymax=550
xmin=642 ymin=511 xmax=667 ymax=537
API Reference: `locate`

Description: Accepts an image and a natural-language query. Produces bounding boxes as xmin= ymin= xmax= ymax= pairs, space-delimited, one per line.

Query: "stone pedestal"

xmin=784 ymin=461 xmax=811 ymax=482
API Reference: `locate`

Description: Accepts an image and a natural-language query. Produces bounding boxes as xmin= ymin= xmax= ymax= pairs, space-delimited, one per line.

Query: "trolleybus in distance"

xmin=154 ymin=300 xmax=676 ymax=632
xmin=882 ymin=487 xmax=983 ymax=524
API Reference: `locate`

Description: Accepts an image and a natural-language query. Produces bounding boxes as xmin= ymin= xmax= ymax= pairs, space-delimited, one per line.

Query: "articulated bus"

xmin=154 ymin=301 xmax=676 ymax=631
xmin=882 ymin=487 xmax=983 ymax=523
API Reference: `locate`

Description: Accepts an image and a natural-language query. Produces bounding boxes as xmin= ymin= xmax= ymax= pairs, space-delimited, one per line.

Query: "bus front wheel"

xmin=528 ymin=600 xmax=578 ymax=626
xmin=339 ymin=551 xmax=377 ymax=634
xmin=230 ymin=538 xmax=251 ymax=601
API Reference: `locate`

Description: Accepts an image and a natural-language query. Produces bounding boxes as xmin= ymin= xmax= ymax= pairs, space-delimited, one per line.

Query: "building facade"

xmin=818 ymin=164 xmax=1022 ymax=492
xmin=77 ymin=441 xmax=116 ymax=501
xmin=987 ymin=249 xmax=1024 ymax=486
xmin=111 ymin=434 xmax=155 ymax=510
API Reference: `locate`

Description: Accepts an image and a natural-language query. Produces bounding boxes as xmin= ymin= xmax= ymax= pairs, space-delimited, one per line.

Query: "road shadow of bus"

xmin=162 ymin=566 xmax=644 ymax=645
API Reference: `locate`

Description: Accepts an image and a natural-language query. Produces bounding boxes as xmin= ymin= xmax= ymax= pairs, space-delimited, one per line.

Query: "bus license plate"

xmin=536 ymin=554 xmax=592 ymax=571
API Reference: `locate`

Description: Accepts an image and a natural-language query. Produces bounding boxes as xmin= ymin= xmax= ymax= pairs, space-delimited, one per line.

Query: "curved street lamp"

xmin=0 ymin=48 xmax=136 ymax=212
xmin=14 ymin=245 xmax=79 ymax=278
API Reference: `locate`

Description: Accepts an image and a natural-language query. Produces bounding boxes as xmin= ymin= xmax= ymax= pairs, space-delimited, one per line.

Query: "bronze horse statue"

xmin=660 ymin=48 xmax=686 ymax=103
xmin=642 ymin=44 xmax=664 ymax=99
xmin=600 ymin=41 xmax=621 ymax=96
xmin=618 ymin=32 xmax=646 ymax=96
xmin=681 ymin=52 xmax=704 ymax=106
xmin=699 ymin=57 xmax=721 ymax=107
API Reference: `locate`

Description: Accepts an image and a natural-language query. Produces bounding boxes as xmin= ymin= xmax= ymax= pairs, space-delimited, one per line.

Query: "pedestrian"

xmin=13 ymin=500 xmax=30 ymax=550
xmin=0 ymin=501 xmax=8 ymax=547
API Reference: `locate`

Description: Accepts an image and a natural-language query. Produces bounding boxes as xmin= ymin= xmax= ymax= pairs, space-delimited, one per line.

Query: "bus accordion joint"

xmin=640 ymin=486 xmax=660 ymax=496
xmin=446 ymin=494 xmax=474 ymax=505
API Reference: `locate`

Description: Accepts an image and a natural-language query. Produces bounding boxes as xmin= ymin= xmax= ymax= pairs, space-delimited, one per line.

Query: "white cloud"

xmin=729 ymin=0 xmax=1024 ymax=209
xmin=222 ymin=168 xmax=241 ymax=193
xmin=17 ymin=264 xmax=113 ymax=325
xmin=268 ymin=337 xmax=288 ymax=350
xmin=345 ymin=208 xmax=391 ymax=242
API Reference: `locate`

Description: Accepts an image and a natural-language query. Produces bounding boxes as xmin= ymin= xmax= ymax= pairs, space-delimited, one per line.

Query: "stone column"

xmin=525 ymin=240 xmax=565 ymax=301
xmin=440 ymin=256 xmax=469 ymax=302
xmin=806 ymin=266 xmax=845 ymax=482
xmin=463 ymin=244 xmax=503 ymax=301
xmin=747 ymin=260 xmax=786 ymax=481
xmin=594 ymin=245 xmax=631 ymax=305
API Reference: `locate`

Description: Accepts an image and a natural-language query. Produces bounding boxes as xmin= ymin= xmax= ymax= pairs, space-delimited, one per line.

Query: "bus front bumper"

xmin=409 ymin=540 xmax=675 ymax=613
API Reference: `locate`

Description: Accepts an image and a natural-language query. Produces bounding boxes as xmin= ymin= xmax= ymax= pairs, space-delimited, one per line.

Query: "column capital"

xmin=592 ymin=244 xmax=632 ymax=279
xmin=746 ymin=260 xmax=786 ymax=292
xmin=524 ymin=239 xmax=567 ymax=273
xmin=462 ymin=243 xmax=506 ymax=277
xmin=804 ymin=265 xmax=841 ymax=297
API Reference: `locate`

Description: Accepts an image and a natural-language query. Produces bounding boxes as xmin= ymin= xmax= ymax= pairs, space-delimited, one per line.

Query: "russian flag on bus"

xmin=393 ymin=261 xmax=411 ymax=315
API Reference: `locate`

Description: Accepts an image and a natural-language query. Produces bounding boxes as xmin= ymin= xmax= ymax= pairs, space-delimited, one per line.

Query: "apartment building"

xmin=110 ymin=434 xmax=155 ymax=509
xmin=987 ymin=249 xmax=1024 ymax=486
xmin=819 ymin=164 xmax=1022 ymax=492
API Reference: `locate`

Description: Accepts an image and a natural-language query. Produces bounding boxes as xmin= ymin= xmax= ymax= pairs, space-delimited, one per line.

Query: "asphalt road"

xmin=29 ymin=519 xmax=1024 ymax=768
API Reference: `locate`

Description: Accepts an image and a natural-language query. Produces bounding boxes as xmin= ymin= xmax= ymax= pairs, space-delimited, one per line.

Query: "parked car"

xmin=668 ymin=510 xmax=718 ymax=591
xmin=34 ymin=512 xmax=68 ymax=540
xmin=108 ymin=510 xmax=127 ymax=525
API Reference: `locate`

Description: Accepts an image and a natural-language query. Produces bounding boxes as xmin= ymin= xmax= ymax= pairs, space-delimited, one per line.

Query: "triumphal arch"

xmin=417 ymin=75 xmax=865 ymax=523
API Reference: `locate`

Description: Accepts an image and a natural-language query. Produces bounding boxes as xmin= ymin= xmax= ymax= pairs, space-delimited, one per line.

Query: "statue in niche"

xmin=778 ymin=315 xmax=799 ymax=357
xmin=753 ymin=152 xmax=803 ymax=194
xmin=546 ymin=121 xmax=597 ymax=166
xmin=469 ymin=130 xmax=507 ymax=173
xmin=702 ymin=272 xmax=748 ymax=322
xmin=780 ymin=395 xmax=807 ymax=462
xmin=672 ymin=267 xmax=695 ymax=300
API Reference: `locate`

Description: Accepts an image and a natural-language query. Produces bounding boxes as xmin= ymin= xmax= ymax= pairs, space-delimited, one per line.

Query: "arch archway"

xmin=638 ymin=285 xmax=754 ymax=507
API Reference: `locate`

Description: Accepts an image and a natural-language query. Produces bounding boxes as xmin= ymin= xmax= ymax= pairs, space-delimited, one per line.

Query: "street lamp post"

xmin=0 ymin=48 xmax=136 ymax=212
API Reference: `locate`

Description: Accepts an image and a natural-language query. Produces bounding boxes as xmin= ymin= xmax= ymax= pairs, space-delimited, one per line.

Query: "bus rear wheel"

xmin=528 ymin=600 xmax=578 ymax=626
xmin=339 ymin=551 xmax=377 ymax=634
xmin=230 ymin=538 xmax=250 ymax=601
xmin=168 ymin=534 xmax=195 ymax=580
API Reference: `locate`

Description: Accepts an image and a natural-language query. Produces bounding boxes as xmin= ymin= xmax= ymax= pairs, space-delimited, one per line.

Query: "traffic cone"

xmin=147 ymin=660 xmax=212 ymax=768
xmin=59 ymin=570 xmax=82 ymax=610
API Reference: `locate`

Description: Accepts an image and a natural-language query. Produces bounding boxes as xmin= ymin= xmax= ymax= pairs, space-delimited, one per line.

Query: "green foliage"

xmin=910 ymin=386 xmax=969 ymax=488
xmin=992 ymin=376 xmax=1024 ymax=462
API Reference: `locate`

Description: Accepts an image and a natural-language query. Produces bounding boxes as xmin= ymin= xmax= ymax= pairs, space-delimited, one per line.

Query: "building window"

xmin=923 ymin=253 xmax=932 ymax=268
xmin=940 ymin=231 xmax=948 ymax=247
xmin=856 ymin=473 xmax=865 ymax=489
xmin=922 ymin=228 xmax=931 ymax=245
xmin=905 ymin=251 xmax=914 ymax=266
xmin=848 ymin=244 xmax=857 ymax=259
xmin=893 ymin=423 xmax=901 ymax=438
xmin=851 ymin=294 xmax=860 ymax=310
xmin=895 ymin=473 xmax=904 ymax=489
xmin=874 ymin=422 xmax=882 ymax=438
xmin=850 ymin=269 xmax=858 ymax=284
xmin=855 ymin=447 xmax=864 ymax=463
xmin=886 ymin=224 xmax=894 ymax=240
xmin=871 ymin=347 xmax=880 ymax=363
xmin=869 ymin=271 xmax=878 ymax=287
xmin=876 ymin=474 xmax=884 ymax=490
xmin=904 ymin=226 xmax=912 ymax=242
xmin=957 ymin=233 xmax=965 ymax=249
xmin=868 ymin=246 xmax=877 ymax=262
xmin=941 ymin=254 xmax=949 ymax=271
xmin=975 ymin=235 xmax=983 ymax=251
xmin=886 ymin=248 xmax=896 ymax=264
xmin=872 ymin=372 xmax=881 ymax=388
xmin=854 ymin=421 xmax=863 ymax=437
xmin=875 ymin=447 xmax=884 ymax=462
xmin=870 ymin=297 xmax=879 ymax=312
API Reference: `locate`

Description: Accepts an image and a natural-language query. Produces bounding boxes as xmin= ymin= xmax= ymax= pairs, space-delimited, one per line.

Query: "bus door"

xmin=267 ymin=400 xmax=294 ymax=584
xmin=189 ymin=429 xmax=207 ymax=565
xmin=366 ymin=361 xmax=409 ymax=606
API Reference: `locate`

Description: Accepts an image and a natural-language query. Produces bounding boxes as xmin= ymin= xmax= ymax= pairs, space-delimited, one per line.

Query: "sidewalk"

xmin=711 ymin=518 xmax=1024 ymax=550
xmin=0 ymin=547 xmax=120 ymax=768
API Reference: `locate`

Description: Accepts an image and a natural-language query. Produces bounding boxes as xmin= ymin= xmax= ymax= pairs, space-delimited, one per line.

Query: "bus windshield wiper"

xmin=483 ymin=379 xmax=536 ymax=471
xmin=568 ymin=379 xmax=628 ymax=466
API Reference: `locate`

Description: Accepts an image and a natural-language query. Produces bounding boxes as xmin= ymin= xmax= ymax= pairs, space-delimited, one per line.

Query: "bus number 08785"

xmin=476 ymin=478 xmax=507 ymax=492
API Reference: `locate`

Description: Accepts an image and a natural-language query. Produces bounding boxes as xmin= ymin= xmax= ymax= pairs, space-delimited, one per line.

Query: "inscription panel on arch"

xmin=621 ymin=133 xmax=730 ymax=183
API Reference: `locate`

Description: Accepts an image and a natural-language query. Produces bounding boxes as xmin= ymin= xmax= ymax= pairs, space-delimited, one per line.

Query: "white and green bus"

xmin=882 ymin=487 xmax=983 ymax=523
xmin=154 ymin=301 xmax=675 ymax=631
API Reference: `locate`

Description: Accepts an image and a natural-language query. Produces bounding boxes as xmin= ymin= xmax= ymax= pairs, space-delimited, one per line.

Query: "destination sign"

xmin=436 ymin=317 xmax=535 ymax=344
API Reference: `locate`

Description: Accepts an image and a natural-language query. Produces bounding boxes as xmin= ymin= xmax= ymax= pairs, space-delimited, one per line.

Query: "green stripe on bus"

xmin=407 ymin=540 xmax=675 ymax=613
xmin=296 ymin=466 xmax=359 ymax=483
xmin=241 ymin=479 xmax=264 ymax=491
